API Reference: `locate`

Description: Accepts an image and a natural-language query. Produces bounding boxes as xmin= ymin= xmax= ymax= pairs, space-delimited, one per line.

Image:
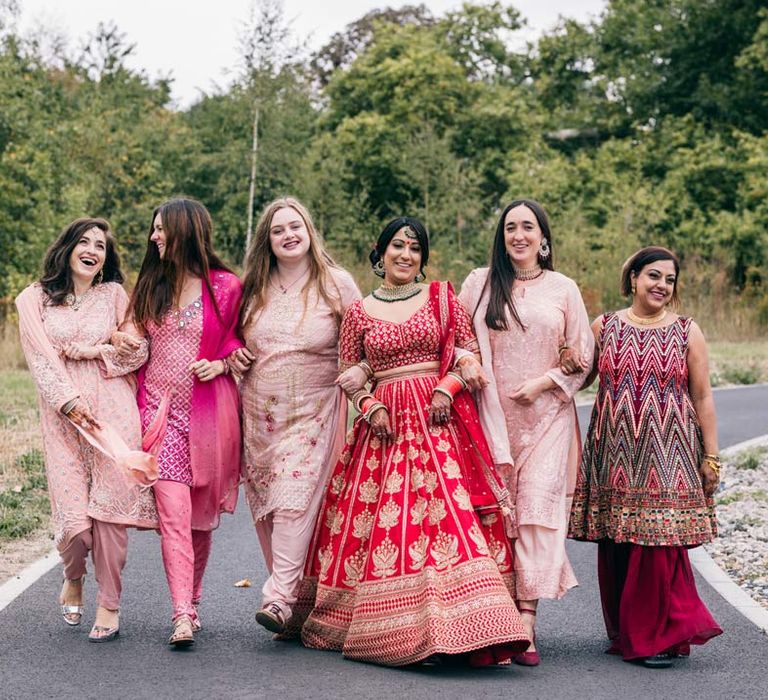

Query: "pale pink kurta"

xmin=460 ymin=268 xmax=593 ymax=599
xmin=242 ymin=268 xmax=361 ymax=522
xmin=16 ymin=282 xmax=158 ymax=548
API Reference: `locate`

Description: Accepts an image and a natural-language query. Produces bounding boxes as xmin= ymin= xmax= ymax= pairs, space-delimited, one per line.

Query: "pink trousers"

xmin=254 ymin=479 xmax=326 ymax=621
xmin=59 ymin=520 xmax=127 ymax=610
xmin=154 ymin=480 xmax=212 ymax=622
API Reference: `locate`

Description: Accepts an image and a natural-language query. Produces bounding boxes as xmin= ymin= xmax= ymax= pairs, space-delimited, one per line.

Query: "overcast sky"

xmin=17 ymin=0 xmax=607 ymax=107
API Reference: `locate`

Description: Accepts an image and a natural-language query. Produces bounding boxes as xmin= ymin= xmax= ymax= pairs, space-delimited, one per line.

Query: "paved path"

xmin=1 ymin=386 xmax=767 ymax=699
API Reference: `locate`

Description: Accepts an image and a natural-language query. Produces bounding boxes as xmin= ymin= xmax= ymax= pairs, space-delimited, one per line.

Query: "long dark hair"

xmin=40 ymin=217 xmax=123 ymax=306
xmin=130 ymin=197 xmax=233 ymax=332
xmin=240 ymin=197 xmax=343 ymax=330
xmin=478 ymin=199 xmax=554 ymax=331
xmin=369 ymin=216 xmax=430 ymax=274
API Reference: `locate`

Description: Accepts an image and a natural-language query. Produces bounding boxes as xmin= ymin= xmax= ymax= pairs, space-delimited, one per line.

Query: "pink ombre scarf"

xmin=137 ymin=269 xmax=244 ymax=531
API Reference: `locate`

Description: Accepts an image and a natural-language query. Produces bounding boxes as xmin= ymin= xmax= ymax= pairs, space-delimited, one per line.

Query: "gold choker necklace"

xmin=513 ymin=265 xmax=543 ymax=281
xmin=372 ymin=281 xmax=422 ymax=303
xmin=627 ymin=307 xmax=667 ymax=325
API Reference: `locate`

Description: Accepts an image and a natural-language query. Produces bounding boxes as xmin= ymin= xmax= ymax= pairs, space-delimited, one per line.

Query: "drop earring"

xmin=538 ymin=238 xmax=550 ymax=260
xmin=373 ymin=260 xmax=385 ymax=278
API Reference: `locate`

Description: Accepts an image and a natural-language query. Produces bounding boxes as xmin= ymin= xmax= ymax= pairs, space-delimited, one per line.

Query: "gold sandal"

xmin=168 ymin=615 xmax=195 ymax=648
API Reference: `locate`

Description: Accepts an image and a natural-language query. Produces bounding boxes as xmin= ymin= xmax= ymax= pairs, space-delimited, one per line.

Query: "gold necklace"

xmin=372 ymin=281 xmax=422 ymax=302
xmin=513 ymin=265 xmax=543 ymax=281
xmin=627 ymin=307 xmax=667 ymax=325
xmin=65 ymin=287 xmax=94 ymax=311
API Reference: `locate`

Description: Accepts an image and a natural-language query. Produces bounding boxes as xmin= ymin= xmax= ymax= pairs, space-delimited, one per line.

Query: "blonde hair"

xmin=239 ymin=197 xmax=343 ymax=329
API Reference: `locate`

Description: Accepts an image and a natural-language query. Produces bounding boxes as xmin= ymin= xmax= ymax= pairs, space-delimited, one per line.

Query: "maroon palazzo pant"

xmin=598 ymin=541 xmax=722 ymax=660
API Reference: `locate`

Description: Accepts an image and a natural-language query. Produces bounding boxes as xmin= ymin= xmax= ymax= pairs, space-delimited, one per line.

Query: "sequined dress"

xmin=298 ymin=282 xmax=530 ymax=666
xmin=142 ymin=297 xmax=203 ymax=484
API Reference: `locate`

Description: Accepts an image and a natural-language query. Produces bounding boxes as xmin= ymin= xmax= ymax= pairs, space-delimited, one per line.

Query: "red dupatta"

xmin=429 ymin=281 xmax=515 ymax=529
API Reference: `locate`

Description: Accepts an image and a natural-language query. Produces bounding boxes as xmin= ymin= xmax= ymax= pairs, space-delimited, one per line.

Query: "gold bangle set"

xmin=702 ymin=453 xmax=721 ymax=476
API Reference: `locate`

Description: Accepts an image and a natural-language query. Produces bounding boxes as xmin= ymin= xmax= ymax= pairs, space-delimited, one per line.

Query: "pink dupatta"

xmin=15 ymin=285 xmax=158 ymax=487
xmin=137 ymin=270 xmax=244 ymax=531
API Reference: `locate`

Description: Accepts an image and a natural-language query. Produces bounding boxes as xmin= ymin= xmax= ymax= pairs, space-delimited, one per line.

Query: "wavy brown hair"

xmin=475 ymin=199 xmax=555 ymax=331
xmin=239 ymin=197 xmax=343 ymax=329
xmin=130 ymin=198 xmax=232 ymax=332
xmin=40 ymin=217 xmax=123 ymax=306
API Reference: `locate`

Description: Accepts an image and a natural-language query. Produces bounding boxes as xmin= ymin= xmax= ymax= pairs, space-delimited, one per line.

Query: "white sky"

xmin=17 ymin=1 xmax=607 ymax=107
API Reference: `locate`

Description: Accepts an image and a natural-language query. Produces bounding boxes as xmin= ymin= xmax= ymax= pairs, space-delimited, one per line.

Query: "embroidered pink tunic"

xmin=16 ymin=282 xmax=158 ymax=547
xmin=142 ymin=297 xmax=203 ymax=485
xmin=241 ymin=269 xmax=361 ymax=521
xmin=461 ymin=268 xmax=593 ymax=599
xmin=137 ymin=270 xmax=244 ymax=531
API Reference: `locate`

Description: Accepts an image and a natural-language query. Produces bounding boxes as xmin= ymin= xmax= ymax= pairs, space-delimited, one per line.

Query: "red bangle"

xmin=434 ymin=372 xmax=466 ymax=400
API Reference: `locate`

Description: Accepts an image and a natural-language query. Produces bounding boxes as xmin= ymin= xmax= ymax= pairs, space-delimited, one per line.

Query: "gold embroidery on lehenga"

xmin=424 ymin=470 xmax=438 ymax=494
xmin=372 ymin=538 xmax=398 ymax=578
xmin=408 ymin=533 xmax=429 ymax=570
xmin=365 ymin=454 xmax=380 ymax=471
xmin=410 ymin=468 xmax=425 ymax=491
xmin=378 ymin=500 xmax=401 ymax=529
xmin=410 ymin=497 xmax=427 ymax=525
xmin=442 ymin=456 xmax=461 ymax=479
xmin=352 ymin=510 xmax=374 ymax=540
xmin=384 ymin=471 xmax=404 ymax=494
xmin=468 ymin=522 xmax=490 ymax=555
xmin=330 ymin=474 xmax=345 ymax=496
xmin=452 ymin=484 xmax=473 ymax=510
xmin=427 ymin=498 xmax=447 ymax=525
xmin=358 ymin=477 xmax=380 ymax=504
xmin=430 ymin=532 xmax=460 ymax=570
xmin=343 ymin=548 xmax=367 ymax=587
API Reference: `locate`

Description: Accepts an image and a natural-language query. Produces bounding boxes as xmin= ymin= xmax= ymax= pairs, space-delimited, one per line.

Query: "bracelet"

xmin=703 ymin=453 xmax=721 ymax=475
xmin=354 ymin=392 xmax=375 ymax=413
xmin=362 ymin=400 xmax=387 ymax=423
xmin=558 ymin=345 xmax=570 ymax=357
xmin=433 ymin=372 xmax=466 ymax=403
xmin=455 ymin=355 xmax=479 ymax=369
xmin=61 ymin=398 xmax=79 ymax=415
xmin=357 ymin=360 xmax=373 ymax=380
xmin=220 ymin=358 xmax=230 ymax=375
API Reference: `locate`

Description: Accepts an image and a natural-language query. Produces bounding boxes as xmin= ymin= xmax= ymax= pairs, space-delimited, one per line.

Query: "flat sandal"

xmin=168 ymin=615 xmax=195 ymax=648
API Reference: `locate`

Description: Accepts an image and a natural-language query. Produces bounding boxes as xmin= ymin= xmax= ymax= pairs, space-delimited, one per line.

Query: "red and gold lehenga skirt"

xmin=294 ymin=364 xmax=530 ymax=666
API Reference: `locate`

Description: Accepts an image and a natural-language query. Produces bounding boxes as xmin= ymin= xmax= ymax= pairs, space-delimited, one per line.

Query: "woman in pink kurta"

xmin=16 ymin=217 xmax=157 ymax=643
xmin=460 ymin=199 xmax=593 ymax=666
xmin=127 ymin=198 xmax=243 ymax=647
xmin=237 ymin=197 xmax=361 ymax=634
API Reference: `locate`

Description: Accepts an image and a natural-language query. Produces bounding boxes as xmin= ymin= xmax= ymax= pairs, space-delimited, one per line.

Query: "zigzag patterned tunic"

xmin=569 ymin=312 xmax=717 ymax=547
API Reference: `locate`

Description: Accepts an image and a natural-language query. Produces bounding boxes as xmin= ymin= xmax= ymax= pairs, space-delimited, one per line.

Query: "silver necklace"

xmin=274 ymin=267 xmax=309 ymax=294
xmin=372 ymin=281 xmax=422 ymax=302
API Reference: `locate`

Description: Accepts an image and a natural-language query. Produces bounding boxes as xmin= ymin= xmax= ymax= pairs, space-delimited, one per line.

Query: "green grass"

xmin=709 ymin=341 xmax=768 ymax=386
xmin=732 ymin=446 xmax=768 ymax=471
xmin=0 ymin=370 xmax=37 ymax=426
xmin=0 ymin=449 xmax=49 ymax=540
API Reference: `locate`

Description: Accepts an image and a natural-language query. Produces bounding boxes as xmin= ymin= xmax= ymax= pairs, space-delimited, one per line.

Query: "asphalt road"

xmin=1 ymin=385 xmax=767 ymax=699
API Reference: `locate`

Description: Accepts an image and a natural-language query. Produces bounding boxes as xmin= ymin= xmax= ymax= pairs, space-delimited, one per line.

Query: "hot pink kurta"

xmin=137 ymin=270 xmax=244 ymax=531
xmin=460 ymin=268 xmax=593 ymax=599
xmin=16 ymin=282 xmax=158 ymax=548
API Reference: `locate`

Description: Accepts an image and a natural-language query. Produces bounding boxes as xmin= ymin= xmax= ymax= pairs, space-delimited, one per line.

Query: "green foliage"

xmin=0 ymin=0 xmax=766 ymax=333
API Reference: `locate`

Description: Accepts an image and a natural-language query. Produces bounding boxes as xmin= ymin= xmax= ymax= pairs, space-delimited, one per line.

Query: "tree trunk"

xmin=245 ymin=101 xmax=260 ymax=255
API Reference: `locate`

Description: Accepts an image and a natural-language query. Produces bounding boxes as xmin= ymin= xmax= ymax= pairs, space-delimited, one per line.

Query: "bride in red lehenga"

xmin=296 ymin=217 xmax=530 ymax=667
